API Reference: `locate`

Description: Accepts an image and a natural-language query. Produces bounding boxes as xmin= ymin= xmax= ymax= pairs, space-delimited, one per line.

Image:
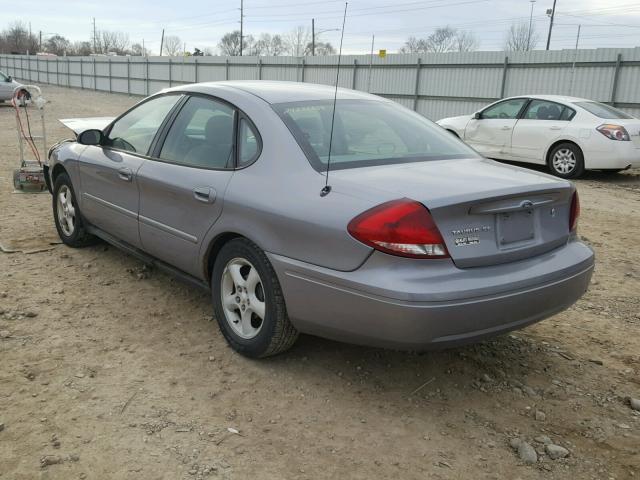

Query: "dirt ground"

xmin=0 ymin=85 xmax=638 ymax=480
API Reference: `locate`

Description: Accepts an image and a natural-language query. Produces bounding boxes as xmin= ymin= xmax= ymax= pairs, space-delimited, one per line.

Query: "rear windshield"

xmin=273 ymin=99 xmax=478 ymax=171
xmin=574 ymin=101 xmax=634 ymax=120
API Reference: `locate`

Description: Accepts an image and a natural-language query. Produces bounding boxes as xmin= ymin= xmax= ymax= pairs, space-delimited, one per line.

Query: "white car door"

xmin=463 ymin=98 xmax=528 ymax=158
xmin=510 ymin=99 xmax=574 ymax=164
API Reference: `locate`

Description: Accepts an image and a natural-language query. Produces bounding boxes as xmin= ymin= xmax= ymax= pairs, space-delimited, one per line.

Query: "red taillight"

xmin=596 ymin=124 xmax=630 ymax=141
xmin=569 ymin=191 xmax=580 ymax=232
xmin=347 ymin=199 xmax=449 ymax=258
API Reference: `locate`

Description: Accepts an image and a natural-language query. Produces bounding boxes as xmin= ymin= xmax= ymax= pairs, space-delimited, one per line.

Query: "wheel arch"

xmin=203 ymin=232 xmax=246 ymax=284
xmin=51 ymin=163 xmax=68 ymax=183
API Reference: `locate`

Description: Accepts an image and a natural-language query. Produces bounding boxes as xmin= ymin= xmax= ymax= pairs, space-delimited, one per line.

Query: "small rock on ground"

xmin=518 ymin=441 xmax=538 ymax=464
xmin=630 ymin=398 xmax=640 ymax=412
xmin=546 ymin=444 xmax=570 ymax=460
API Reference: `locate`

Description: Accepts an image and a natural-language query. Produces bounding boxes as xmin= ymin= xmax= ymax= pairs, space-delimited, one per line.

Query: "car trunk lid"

xmin=331 ymin=158 xmax=574 ymax=268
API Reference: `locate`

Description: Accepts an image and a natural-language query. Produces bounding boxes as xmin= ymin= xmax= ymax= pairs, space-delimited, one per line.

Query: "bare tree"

xmin=0 ymin=21 xmax=38 ymax=54
xmin=425 ymin=26 xmax=458 ymax=53
xmin=400 ymin=27 xmax=477 ymax=54
xmin=130 ymin=43 xmax=147 ymax=56
xmin=218 ymin=31 xmax=242 ymax=56
xmin=163 ymin=35 xmax=182 ymax=56
xmin=505 ymin=22 xmax=539 ymax=51
xmin=69 ymin=41 xmax=92 ymax=56
xmin=254 ymin=33 xmax=285 ymax=56
xmin=455 ymin=30 xmax=479 ymax=52
xmin=285 ymin=26 xmax=310 ymax=56
xmin=44 ymin=35 xmax=70 ymax=56
xmin=96 ymin=30 xmax=130 ymax=55
xmin=305 ymin=41 xmax=335 ymax=56
xmin=203 ymin=47 xmax=215 ymax=56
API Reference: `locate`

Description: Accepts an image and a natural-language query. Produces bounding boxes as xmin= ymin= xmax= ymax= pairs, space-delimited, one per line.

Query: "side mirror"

xmin=6 ymin=76 xmax=12 ymax=82
xmin=473 ymin=112 xmax=481 ymax=120
xmin=78 ymin=129 xmax=103 ymax=146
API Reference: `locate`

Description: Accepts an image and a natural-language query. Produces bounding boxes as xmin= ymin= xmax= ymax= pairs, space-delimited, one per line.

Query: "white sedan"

xmin=437 ymin=95 xmax=640 ymax=178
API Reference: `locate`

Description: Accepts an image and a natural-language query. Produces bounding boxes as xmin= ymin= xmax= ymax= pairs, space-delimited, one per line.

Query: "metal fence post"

xmin=194 ymin=57 xmax=199 ymax=83
xmin=93 ymin=57 xmax=97 ymax=90
xmin=127 ymin=57 xmax=131 ymax=95
xmin=610 ymin=53 xmax=622 ymax=106
xmin=36 ymin=55 xmax=40 ymax=82
xmin=108 ymin=57 xmax=112 ymax=93
xmin=413 ymin=58 xmax=421 ymax=111
xmin=168 ymin=58 xmax=172 ymax=87
xmin=301 ymin=58 xmax=306 ymax=82
xmin=80 ymin=58 xmax=84 ymax=89
xmin=146 ymin=57 xmax=150 ymax=96
xmin=500 ymin=56 xmax=509 ymax=98
xmin=67 ymin=57 xmax=70 ymax=88
xmin=352 ymin=59 xmax=357 ymax=90
xmin=225 ymin=59 xmax=230 ymax=80
xmin=258 ymin=58 xmax=262 ymax=80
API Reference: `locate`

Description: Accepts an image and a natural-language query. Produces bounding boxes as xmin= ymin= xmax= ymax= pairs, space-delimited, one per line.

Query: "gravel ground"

xmin=0 ymin=85 xmax=639 ymax=480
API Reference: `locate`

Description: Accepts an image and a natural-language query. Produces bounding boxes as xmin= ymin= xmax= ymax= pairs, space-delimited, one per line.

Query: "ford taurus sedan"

xmin=437 ymin=95 xmax=640 ymax=178
xmin=45 ymin=81 xmax=594 ymax=357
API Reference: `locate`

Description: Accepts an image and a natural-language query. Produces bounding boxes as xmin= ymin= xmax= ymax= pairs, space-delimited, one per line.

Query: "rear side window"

xmin=575 ymin=101 xmax=634 ymax=119
xmin=481 ymin=98 xmax=528 ymax=119
xmin=274 ymin=99 xmax=478 ymax=171
xmin=238 ymin=117 xmax=260 ymax=167
xmin=159 ymin=96 xmax=235 ymax=169
xmin=523 ymin=100 xmax=575 ymax=121
xmin=106 ymin=95 xmax=180 ymax=154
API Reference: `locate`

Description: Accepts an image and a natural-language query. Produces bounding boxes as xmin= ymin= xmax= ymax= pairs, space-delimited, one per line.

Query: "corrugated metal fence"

xmin=1 ymin=47 xmax=639 ymax=120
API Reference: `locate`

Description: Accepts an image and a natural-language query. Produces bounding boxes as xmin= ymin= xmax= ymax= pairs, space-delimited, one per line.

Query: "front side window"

xmin=105 ymin=95 xmax=180 ymax=154
xmin=481 ymin=98 xmax=528 ymax=120
xmin=274 ymin=99 xmax=478 ymax=171
xmin=0 ymin=71 xmax=8 ymax=82
xmin=523 ymin=100 xmax=575 ymax=121
xmin=574 ymin=101 xmax=634 ymax=120
xmin=159 ymin=96 xmax=235 ymax=169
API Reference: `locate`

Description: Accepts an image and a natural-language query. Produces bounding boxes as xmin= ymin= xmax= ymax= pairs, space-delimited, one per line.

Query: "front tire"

xmin=52 ymin=173 xmax=96 ymax=247
xmin=548 ymin=142 xmax=585 ymax=179
xmin=211 ymin=238 xmax=298 ymax=358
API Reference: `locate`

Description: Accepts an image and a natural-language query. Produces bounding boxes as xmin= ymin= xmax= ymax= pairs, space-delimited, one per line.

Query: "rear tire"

xmin=211 ymin=238 xmax=298 ymax=358
xmin=53 ymin=173 xmax=96 ymax=247
xmin=547 ymin=142 xmax=585 ymax=179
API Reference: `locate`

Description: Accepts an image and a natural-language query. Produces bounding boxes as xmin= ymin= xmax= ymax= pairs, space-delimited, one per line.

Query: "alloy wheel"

xmin=552 ymin=148 xmax=577 ymax=175
xmin=56 ymin=185 xmax=76 ymax=236
xmin=220 ymin=257 xmax=266 ymax=339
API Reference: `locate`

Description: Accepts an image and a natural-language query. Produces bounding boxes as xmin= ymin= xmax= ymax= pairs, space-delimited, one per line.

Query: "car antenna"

xmin=320 ymin=2 xmax=348 ymax=198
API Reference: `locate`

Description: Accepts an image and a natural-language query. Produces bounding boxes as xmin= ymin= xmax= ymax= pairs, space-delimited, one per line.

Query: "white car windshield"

xmin=274 ymin=99 xmax=478 ymax=171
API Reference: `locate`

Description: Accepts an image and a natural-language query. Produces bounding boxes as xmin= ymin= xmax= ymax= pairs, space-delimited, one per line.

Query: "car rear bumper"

xmin=268 ymin=240 xmax=594 ymax=350
xmin=585 ymin=140 xmax=640 ymax=169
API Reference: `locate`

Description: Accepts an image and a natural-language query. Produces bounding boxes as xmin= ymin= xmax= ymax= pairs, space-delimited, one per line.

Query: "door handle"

xmin=193 ymin=187 xmax=216 ymax=204
xmin=549 ymin=125 xmax=562 ymax=130
xmin=501 ymin=126 xmax=512 ymax=130
xmin=118 ymin=167 xmax=133 ymax=182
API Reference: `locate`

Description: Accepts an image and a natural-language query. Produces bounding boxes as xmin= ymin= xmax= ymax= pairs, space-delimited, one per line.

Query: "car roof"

xmin=505 ymin=94 xmax=591 ymax=104
xmin=168 ymin=80 xmax=380 ymax=104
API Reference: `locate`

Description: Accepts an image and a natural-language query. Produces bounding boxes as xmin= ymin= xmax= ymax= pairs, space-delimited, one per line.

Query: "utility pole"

xmin=528 ymin=0 xmax=536 ymax=49
xmin=160 ymin=29 xmax=165 ymax=56
xmin=569 ymin=24 xmax=581 ymax=95
xmin=239 ymin=0 xmax=244 ymax=56
xmin=367 ymin=34 xmax=375 ymax=92
xmin=92 ymin=17 xmax=97 ymax=53
xmin=311 ymin=18 xmax=315 ymax=56
xmin=545 ymin=0 xmax=557 ymax=50
xmin=39 ymin=31 xmax=42 ymax=52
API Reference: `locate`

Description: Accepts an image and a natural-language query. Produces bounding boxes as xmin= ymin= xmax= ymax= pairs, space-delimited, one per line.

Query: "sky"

xmin=3 ymin=0 xmax=640 ymax=54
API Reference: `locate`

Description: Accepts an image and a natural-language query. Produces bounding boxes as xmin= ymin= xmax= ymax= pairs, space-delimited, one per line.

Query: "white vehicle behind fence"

xmin=437 ymin=95 xmax=640 ymax=178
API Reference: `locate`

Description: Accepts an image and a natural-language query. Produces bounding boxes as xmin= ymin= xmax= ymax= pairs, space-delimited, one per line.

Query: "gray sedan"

xmin=45 ymin=81 xmax=594 ymax=357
